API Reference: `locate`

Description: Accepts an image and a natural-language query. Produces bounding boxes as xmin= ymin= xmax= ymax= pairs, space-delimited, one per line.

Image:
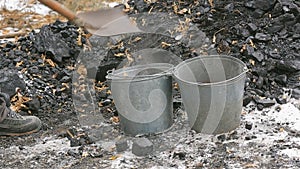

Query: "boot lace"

xmin=7 ymin=109 xmax=22 ymax=119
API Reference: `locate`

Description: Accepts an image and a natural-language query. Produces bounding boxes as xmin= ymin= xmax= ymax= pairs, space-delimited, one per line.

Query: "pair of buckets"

xmin=107 ymin=55 xmax=247 ymax=136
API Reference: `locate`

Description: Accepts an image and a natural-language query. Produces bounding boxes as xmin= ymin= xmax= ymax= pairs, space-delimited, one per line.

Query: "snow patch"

xmin=270 ymin=103 xmax=300 ymax=132
xmin=0 ymin=0 xmax=53 ymax=15
xmin=280 ymin=148 xmax=300 ymax=159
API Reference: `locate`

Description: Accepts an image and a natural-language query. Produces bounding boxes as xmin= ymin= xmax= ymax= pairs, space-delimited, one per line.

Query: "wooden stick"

xmin=38 ymin=0 xmax=76 ymax=21
xmin=37 ymin=0 xmax=87 ymax=29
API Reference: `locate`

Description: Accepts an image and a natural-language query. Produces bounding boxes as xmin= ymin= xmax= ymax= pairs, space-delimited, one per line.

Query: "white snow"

xmin=268 ymin=102 xmax=300 ymax=132
xmin=280 ymin=148 xmax=300 ymax=159
xmin=0 ymin=0 xmax=53 ymax=15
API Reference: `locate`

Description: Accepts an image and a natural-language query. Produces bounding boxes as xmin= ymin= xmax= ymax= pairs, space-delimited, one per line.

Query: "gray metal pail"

xmin=173 ymin=55 xmax=247 ymax=134
xmin=107 ymin=63 xmax=174 ymax=136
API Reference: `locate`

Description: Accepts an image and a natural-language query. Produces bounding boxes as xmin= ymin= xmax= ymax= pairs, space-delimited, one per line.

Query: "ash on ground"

xmin=0 ymin=0 xmax=300 ymax=168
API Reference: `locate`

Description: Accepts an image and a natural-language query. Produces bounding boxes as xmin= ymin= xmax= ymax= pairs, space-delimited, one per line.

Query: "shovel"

xmin=38 ymin=0 xmax=141 ymax=36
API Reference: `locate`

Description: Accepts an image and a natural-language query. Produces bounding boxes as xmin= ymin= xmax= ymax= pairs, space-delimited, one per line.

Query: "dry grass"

xmin=57 ymin=0 xmax=124 ymax=12
xmin=0 ymin=8 xmax=66 ymax=39
xmin=0 ymin=0 xmax=124 ymax=39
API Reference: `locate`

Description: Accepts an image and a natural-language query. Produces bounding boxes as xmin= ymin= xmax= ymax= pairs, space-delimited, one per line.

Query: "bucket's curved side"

xmin=174 ymin=55 xmax=247 ymax=134
xmin=186 ymin=74 xmax=245 ymax=134
xmin=109 ymin=63 xmax=174 ymax=136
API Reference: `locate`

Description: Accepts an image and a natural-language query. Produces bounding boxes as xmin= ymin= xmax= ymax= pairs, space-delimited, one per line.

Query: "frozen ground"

xmin=0 ymin=98 xmax=299 ymax=168
xmin=0 ymin=1 xmax=299 ymax=168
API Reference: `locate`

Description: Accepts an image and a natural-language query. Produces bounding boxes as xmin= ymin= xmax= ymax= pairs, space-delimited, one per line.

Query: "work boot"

xmin=0 ymin=92 xmax=10 ymax=107
xmin=0 ymin=93 xmax=42 ymax=136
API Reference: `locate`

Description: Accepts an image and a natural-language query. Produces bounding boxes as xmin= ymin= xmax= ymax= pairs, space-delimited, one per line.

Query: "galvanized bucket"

xmin=173 ymin=55 xmax=247 ymax=134
xmin=107 ymin=63 xmax=174 ymax=136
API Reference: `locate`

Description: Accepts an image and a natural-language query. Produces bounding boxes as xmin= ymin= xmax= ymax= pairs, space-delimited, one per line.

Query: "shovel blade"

xmin=77 ymin=6 xmax=142 ymax=36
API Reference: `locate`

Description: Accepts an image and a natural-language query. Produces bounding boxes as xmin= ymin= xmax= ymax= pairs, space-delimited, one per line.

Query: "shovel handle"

xmin=38 ymin=0 xmax=76 ymax=21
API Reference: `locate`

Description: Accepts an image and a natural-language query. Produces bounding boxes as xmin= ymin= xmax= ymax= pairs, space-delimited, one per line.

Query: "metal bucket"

xmin=107 ymin=63 xmax=174 ymax=136
xmin=173 ymin=55 xmax=247 ymax=134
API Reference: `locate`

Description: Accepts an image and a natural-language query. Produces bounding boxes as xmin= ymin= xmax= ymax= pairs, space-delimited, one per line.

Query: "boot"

xmin=0 ymin=93 xmax=42 ymax=136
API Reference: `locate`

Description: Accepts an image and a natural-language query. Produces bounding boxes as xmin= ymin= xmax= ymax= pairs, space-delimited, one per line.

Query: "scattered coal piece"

xmin=269 ymin=50 xmax=281 ymax=59
xmin=255 ymin=33 xmax=271 ymax=41
xmin=217 ymin=134 xmax=226 ymax=142
xmin=275 ymin=13 xmax=296 ymax=26
xmin=255 ymin=76 xmax=264 ymax=89
xmin=0 ymin=69 xmax=26 ymax=97
xmin=245 ymin=136 xmax=252 ymax=140
xmin=68 ymin=131 xmax=94 ymax=147
xmin=292 ymin=89 xmax=300 ymax=99
xmin=275 ymin=60 xmax=300 ymax=73
xmin=115 ymin=139 xmax=129 ymax=152
xmin=25 ymin=96 xmax=41 ymax=113
xmin=253 ymin=9 xmax=265 ymax=18
xmin=97 ymin=89 xmax=108 ymax=99
xmin=28 ymin=66 xmax=39 ymax=74
xmin=245 ymin=122 xmax=253 ymax=130
xmin=255 ymin=0 xmax=276 ymax=11
xmin=173 ymin=152 xmax=186 ymax=160
xmin=267 ymin=25 xmax=284 ymax=34
xmin=245 ymin=45 xmax=255 ymax=56
xmin=275 ymin=105 xmax=282 ymax=112
xmin=243 ymin=95 xmax=253 ymax=106
xmin=132 ymin=137 xmax=153 ymax=156
xmin=101 ymin=99 xmax=112 ymax=106
xmin=97 ymin=60 xmax=121 ymax=82
xmin=5 ymin=41 xmax=16 ymax=49
xmin=251 ymin=51 xmax=264 ymax=62
xmin=274 ymin=74 xmax=287 ymax=86
xmin=134 ymin=0 xmax=150 ymax=12
xmin=254 ymin=97 xmax=276 ymax=108
xmin=275 ymin=97 xmax=287 ymax=104
xmin=67 ymin=149 xmax=81 ymax=158
xmin=33 ymin=26 xmax=70 ymax=63
xmin=224 ymin=3 xmax=234 ymax=12
xmin=244 ymin=1 xmax=255 ymax=8
xmin=173 ymin=96 xmax=182 ymax=110
xmin=59 ymin=76 xmax=72 ymax=83
xmin=247 ymin=23 xmax=258 ymax=32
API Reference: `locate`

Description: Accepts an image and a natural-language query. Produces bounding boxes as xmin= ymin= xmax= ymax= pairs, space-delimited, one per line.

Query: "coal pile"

xmin=0 ymin=0 xmax=299 ymax=168
xmin=0 ymin=20 xmax=85 ymax=139
xmin=125 ymin=0 xmax=300 ymax=105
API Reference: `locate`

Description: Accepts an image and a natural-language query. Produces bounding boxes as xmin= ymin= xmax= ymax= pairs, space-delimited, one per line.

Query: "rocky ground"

xmin=0 ymin=0 xmax=300 ymax=168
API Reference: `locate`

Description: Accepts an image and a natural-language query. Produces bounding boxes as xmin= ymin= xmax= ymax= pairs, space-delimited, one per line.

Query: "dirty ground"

xmin=0 ymin=0 xmax=300 ymax=168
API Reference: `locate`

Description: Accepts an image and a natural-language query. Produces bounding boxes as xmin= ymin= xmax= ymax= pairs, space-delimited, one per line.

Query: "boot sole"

xmin=0 ymin=126 xmax=41 ymax=136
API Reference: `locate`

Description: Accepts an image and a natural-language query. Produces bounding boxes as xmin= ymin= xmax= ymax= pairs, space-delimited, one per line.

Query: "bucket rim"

xmin=173 ymin=55 xmax=248 ymax=86
xmin=106 ymin=63 xmax=174 ymax=82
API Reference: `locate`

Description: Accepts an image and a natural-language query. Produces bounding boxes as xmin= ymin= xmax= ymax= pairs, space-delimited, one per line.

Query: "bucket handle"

xmin=166 ymin=67 xmax=175 ymax=76
xmin=106 ymin=65 xmax=174 ymax=80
